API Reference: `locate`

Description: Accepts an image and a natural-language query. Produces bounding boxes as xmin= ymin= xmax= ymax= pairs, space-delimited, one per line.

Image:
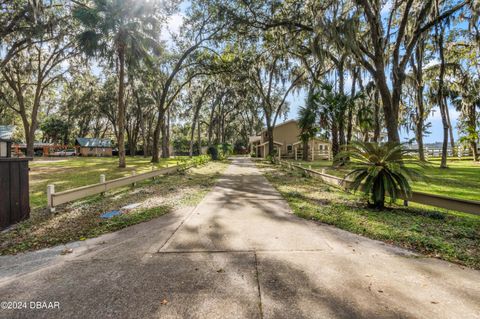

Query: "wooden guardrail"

xmin=46 ymin=158 xmax=208 ymax=212
xmin=279 ymin=160 xmax=480 ymax=216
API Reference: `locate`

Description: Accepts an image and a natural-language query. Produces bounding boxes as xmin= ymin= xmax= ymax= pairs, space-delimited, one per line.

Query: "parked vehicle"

xmin=52 ymin=150 xmax=76 ymax=156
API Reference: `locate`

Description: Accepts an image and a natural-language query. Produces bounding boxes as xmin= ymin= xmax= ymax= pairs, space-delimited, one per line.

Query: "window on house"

xmin=287 ymin=145 xmax=293 ymax=153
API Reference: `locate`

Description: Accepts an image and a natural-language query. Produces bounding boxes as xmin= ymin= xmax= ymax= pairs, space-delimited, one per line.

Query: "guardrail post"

xmin=151 ymin=165 xmax=156 ymax=181
xmin=100 ymin=174 xmax=106 ymax=195
xmin=309 ymin=165 xmax=312 ymax=170
xmin=321 ymin=169 xmax=325 ymax=174
xmin=131 ymin=170 xmax=136 ymax=187
xmin=47 ymin=184 xmax=55 ymax=213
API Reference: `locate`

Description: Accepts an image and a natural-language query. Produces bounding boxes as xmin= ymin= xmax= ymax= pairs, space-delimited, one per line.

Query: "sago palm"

xmin=337 ymin=141 xmax=422 ymax=209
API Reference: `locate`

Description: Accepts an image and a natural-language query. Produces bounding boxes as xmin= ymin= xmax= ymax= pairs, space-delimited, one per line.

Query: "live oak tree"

xmin=148 ymin=0 xmax=230 ymax=162
xmin=0 ymin=6 xmax=74 ymax=156
xmin=242 ymin=44 xmax=303 ymax=156
xmin=221 ymin=0 xmax=469 ymax=144
xmin=0 ymin=0 xmax=48 ymax=69
xmin=320 ymin=0 xmax=467 ymax=143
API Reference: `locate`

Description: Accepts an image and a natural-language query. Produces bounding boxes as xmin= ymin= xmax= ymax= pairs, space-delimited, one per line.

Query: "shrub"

xmin=266 ymin=150 xmax=278 ymax=164
xmin=219 ymin=143 xmax=233 ymax=159
xmin=207 ymin=146 xmax=219 ymax=160
xmin=337 ymin=141 xmax=423 ymax=209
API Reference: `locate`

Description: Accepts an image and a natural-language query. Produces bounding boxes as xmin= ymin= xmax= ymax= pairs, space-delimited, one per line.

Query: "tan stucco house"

xmin=249 ymin=120 xmax=331 ymax=160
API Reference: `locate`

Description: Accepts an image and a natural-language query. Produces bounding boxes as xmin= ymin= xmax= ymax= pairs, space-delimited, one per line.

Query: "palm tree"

xmin=337 ymin=141 xmax=422 ymax=209
xmin=311 ymin=83 xmax=350 ymax=158
xmin=73 ymin=0 xmax=159 ymax=168
xmin=297 ymin=89 xmax=319 ymax=161
xmin=356 ymin=100 xmax=374 ymax=142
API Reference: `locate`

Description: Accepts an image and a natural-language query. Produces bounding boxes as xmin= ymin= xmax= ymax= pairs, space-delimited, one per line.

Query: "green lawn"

xmin=1 ymin=161 xmax=229 ymax=255
xmin=258 ymin=162 xmax=480 ymax=269
xmin=286 ymin=158 xmax=480 ymax=201
xmin=29 ymin=156 xmax=190 ymax=208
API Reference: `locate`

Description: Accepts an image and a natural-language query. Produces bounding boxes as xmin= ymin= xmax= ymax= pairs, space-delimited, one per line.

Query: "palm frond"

xmin=338 ymin=141 xmax=424 ymax=209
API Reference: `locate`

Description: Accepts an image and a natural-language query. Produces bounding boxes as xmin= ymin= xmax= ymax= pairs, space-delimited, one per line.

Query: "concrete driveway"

xmin=0 ymin=157 xmax=479 ymax=319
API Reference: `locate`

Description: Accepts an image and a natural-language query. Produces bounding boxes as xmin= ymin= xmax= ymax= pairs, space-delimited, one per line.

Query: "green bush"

xmin=218 ymin=143 xmax=233 ymax=159
xmin=208 ymin=146 xmax=219 ymax=160
xmin=266 ymin=152 xmax=278 ymax=164
xmin=337 ymin=141 xmax=423 ymax=209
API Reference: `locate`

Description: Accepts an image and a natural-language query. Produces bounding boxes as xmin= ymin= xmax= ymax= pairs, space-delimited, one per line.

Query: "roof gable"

xmin=0 ymin=125 xmax=15 ymax=141
xmin=76 ymin=137 xmax=112 ymax=148
xmin=259 ymin=119 xmax=298 ymax=135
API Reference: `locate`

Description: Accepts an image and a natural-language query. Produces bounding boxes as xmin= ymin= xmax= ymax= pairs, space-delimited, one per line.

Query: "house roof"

xmin=249 ymin=120 xmax=299 ymax=140
xmin=249 ymin=136 xmax=261 ymax=143
xmin=76 ymin=137 xmax=112 ymax=148
xmin=0 ymin=125 xmax=15 ymax=141
xmin=259 ymin=119 xmax=297 ymax=135
xmin=257 ymin=141 xmax=283 ymax=147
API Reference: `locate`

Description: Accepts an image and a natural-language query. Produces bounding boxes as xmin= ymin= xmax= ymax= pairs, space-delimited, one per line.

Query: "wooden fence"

xmin=47 ymin=158 xmax=208 ymax=212
xmin=279 ymin=160 xmax=480 ymax=216
xmin=0 ymin=158 xmax=30 ymax=229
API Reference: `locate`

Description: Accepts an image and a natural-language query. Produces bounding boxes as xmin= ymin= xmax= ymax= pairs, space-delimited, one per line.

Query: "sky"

xmin=160 ymin=12 xmax=185 ymax=42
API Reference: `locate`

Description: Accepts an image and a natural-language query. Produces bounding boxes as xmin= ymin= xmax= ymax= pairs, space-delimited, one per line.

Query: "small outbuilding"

xmin=75 ymin=137 xmax=112 ymax=157
xmin=0 ymin=125 xmax=14 ymax=158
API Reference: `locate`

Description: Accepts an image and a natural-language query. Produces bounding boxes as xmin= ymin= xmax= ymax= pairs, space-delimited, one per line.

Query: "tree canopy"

xmin=0 ymin=0 xmax=478 ymax=165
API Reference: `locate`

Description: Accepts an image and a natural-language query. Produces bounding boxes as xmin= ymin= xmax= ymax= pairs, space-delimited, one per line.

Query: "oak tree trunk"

xmin=373 ymin=90 xmax=381 ymax=143
xmin=445 ymin=97 xmax=456 ymax=157
xmin=436 ymin=25 xmax=448 ymax=168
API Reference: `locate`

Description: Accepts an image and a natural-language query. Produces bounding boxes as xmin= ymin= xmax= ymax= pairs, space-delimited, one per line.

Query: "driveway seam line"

xmin=253 ymin=250 xmax=264 ymax=319
xmin=156 ymin=163 xmax=234 ymax=252
xmin=155 ymin=249 xmax=328 ymax=254
xmin=156 ymin=200 xmax=204 ymax=252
